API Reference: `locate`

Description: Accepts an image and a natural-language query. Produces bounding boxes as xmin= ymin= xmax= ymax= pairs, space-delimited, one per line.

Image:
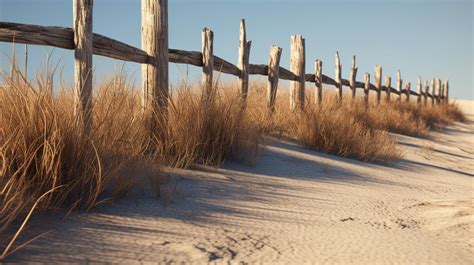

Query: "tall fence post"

xmin=405 ymin=82 xmax=411 ymax=103
xmin=73 ymin=0 xmax=93 ymax=135
xmin=202 ymin=28 xmax=214 ymax=101
xmin=267 ymin=45 xmax=282 ymax=112
xmin=435 ymin=78 xmax=441 ymax=104
xmin=396 ymin=70 xmax=402 ymax=102
xmin=141 ymin=0 xmax=169 ymax=134
xmin=374 ymin=65 xmax=382 ymax=104
xmin=315 ymin=59 xmax=323 ymax=106
xmin=384 ymin=76 xmax=391 ymax=102
xmin=335 ymin=51 xmax=342 ymax=101
xmin=444 ymin=79 xmax=449 ymax=104
xmin=290 ymin=35 xmax=305 ymax=111
xmin=238 ymin=19 xmax=251 ymax=100
xmin=430 ymin=78 xmax=436 ymax=106
xmin=417 ymin=76 xmax=422 ymax=104
xmin=364 ymin=72 xmax=370 ymax=105
xmin=423 ymin=80 xmax=429 ymax=105
xmin=349 ymin=55 xmax=358 ymax=101
xmin=438 ymin=79 xmax=444 ymax=103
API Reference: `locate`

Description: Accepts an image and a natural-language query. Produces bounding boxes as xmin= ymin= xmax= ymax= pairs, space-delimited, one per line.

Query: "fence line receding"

xmin=0 ymin=0 xmax=450 ymax=135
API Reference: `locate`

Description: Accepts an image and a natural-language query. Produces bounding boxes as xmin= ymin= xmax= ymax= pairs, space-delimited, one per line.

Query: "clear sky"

xmin=0 ymin=0 xmax=472 ymax=99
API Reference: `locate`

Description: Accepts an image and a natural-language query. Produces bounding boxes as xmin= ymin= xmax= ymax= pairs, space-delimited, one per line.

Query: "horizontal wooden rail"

xmin=0 ymin=21 xmax=438 ymax=99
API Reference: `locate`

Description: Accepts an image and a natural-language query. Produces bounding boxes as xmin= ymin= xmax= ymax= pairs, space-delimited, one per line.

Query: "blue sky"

xmin=1 ymin=0 xmax=472 ymax=99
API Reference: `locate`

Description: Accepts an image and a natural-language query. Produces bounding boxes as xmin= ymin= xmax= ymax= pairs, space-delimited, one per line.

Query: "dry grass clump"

xmin=352 ymin=100 xmax=429 ymax=137
xmin=0 ymin=67 xmax=265 ymax=249
xmin=247 ymin=87 xmax=401 ymax=162
xmin=0 ymin=70 xmax=157 ymax=246
xmin=354 ymin=99 xmax=466 ymax=137
xmin=154 ymin=83 xmax=264 ymax=167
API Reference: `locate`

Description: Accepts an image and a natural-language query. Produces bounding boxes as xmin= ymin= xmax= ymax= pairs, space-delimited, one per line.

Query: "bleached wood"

xmin=290 ymin=35 xmax=305 ymax=111
xmin=416 ymin=76 xmax=422 ymax=104
xmin=396 ymin=70 xmax=403 ymax=102
xmin=364 ymin=73 xmax=370 ymax=105
xmin=315 ymin=59 xmax=323 ymax=106
xmin=385 ymin=76 xmax=391 ymax=102
xmin=202 ymin=28 xmax=214 ymax=101
xmin=267 ymin=45 xmax=282 ymax=112
xmin=374 ymin=65 xmax=382 ymax=104
xmin=73 ymin=0 xmax=93 ymax=135
xmin=238 ymin=19 xmax=251 ymax=100
xmin=405 ymin=82 xmax=411 ymax=102
xmin=423 ymin=80 xmax=429 ymax=105
xmin=141 ymin=0 xmax=169 ymax=130
xmin=440 ymin=79 xmax=445 ymax=103
xmin=435 ymin=78 xmax=441 ymax=104
xmin=335 ymin=52 xmax=342 ymax=101
xmin=444 ymin=79 xmax=449 ymax=104
xmin=430 ymin=78 xmax=436 ymax=106
xmin=349 ymin=55 xmax=358 ymax=100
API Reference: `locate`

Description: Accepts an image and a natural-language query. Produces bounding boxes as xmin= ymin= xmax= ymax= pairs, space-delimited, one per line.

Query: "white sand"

xmin=2 ymin=101 xmax=473 ymax=264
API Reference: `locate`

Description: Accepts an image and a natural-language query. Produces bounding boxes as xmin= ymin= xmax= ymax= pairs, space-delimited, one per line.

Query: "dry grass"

xmin=0 ymin=65 xmax=466 ymax=257
xmin=352 ymin=98 xmax=466 ymax=137
xmin=0 ymin=69 xmax=263 ymax=254
xmin=248 ymin=87 xmax=402 ymax=161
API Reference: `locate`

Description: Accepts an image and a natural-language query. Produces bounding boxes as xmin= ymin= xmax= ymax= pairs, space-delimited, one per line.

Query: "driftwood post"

xmin=444 ymin=79 xmax=449 ymax=104
xmin=238 ymin=19 xmax=251 ymax=100
xmin=349 ymin=55 xmax=358 ymax=101
xmin=335 ymin=52 xmax=342 ymax=101
xmin=141 ymin=0 xmax=169 ymax=134
xmin=435 ymin=78 xmax=441 ymax=104
xmin=374 ymin=65 xmax=382 ymax=104
xmin=396 ymin=70 xmax=403 ymax=102
xmin=202 ymin=28 xmax=214 ymax=101
xmin=364 ymin=73 xmax=370 ymax=105
xmin=290 ymin=35 xmax=305 ymax=111
xmin=385 ymin=76 xmax=391 ymax=102
xmin=438 ymin=79 xmax=444 ymax=103
xmin=73 ymin=0 xmax=93 ymax=135
xmin=417 ymin=76 xmax=422 ymax=104
xmin=267 ymin=45 xmax=282 ymax=112
xmin=430 ymin=78 xmax=436 ymax=106
xmin=315 ymin=59 xmax=323 ymax=106
xmin=405 ymin=82 xmax=411 ymax=103
xmin=423 ymin=80 xmax=429 ymax=105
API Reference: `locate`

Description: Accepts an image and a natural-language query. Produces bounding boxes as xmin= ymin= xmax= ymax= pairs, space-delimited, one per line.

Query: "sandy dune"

xmin=2 ymin=101 xmax=473 ymax=264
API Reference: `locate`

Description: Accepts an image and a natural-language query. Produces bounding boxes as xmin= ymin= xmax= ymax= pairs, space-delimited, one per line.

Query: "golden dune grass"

xmin=0 ymin=68 xmax=465 ymax=256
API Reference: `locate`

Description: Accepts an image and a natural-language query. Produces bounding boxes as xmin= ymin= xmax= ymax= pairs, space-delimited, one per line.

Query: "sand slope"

xmin=2 ymin=101 xmax=473 ymax=264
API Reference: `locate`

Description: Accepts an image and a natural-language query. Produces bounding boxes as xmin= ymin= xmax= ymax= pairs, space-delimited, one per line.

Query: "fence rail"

xmin=0 ymin=0 xmax=449 ymax=134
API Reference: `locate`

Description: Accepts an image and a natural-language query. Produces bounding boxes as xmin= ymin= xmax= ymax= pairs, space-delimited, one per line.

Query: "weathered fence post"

xmin=435 ymin=78 xmax=441 ymax=104
xmin=267 ymin=45 xmax=282 ymax=112
xmin=405 ymin=82 xmax=411 ymax=103
xmin=443 ymin=79 xmax=449 ymax=104
xmin=290 ymin=35 xmax=305 ymax=111
xmin=438 ymin=79 xmax=444 ymax=103
xmin=349 ymin=55 xmax=358 ymax=101
xmin=202 ymin=27 xmax=214 ymax=101
xmin=417 ymin=76 xmax=422 ymax=104
xmin=315 ymin=59 xmax=323 ymax=106
xmin=385 ymin=76 xmax=391 ymax=102
xmin=238 ymin=19 xmax=251 ymax=100
xmin=396 ymin=70 xmax=403 ymax=102
xmin=141 ymin=0 xmax=169 ymax=134
xmin=73 ymin=0 xmax=93 ymax=135
xmin=430 ymin=78 xmax=436 ymax=106
xmin=364 ymin=73 xmax=370 ymax=105
xmin=374 ymin=65 xmax=382 ymax=104
xmin=423 ymin=80 xmax=429 ymax=105
xmin=335 ymin=51 xmax=342 ymax=101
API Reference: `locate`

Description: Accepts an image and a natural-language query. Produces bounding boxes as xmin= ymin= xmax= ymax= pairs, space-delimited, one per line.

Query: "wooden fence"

xmin=0 ymin=0 xmax=450 ymax=134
